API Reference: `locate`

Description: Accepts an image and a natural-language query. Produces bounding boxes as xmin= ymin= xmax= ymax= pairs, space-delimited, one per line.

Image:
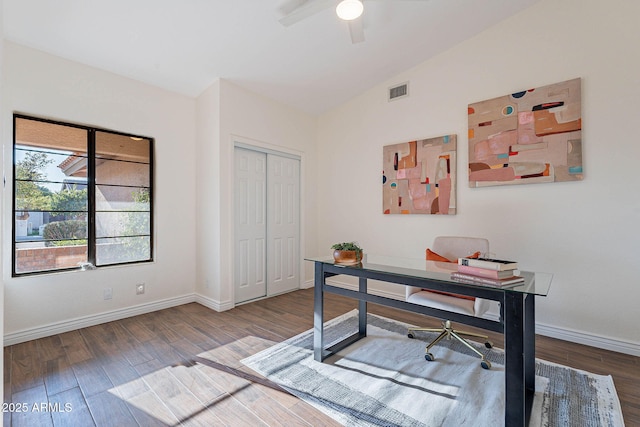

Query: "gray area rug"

xmin=242 ymin=310 xmax=624 ymax=427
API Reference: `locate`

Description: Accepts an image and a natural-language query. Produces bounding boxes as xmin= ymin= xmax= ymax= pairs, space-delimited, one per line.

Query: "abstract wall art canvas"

xmin=382 ymin=135 xmax=456 ymax=215
xmin=467 ymin=78 xmax=582 ymax=187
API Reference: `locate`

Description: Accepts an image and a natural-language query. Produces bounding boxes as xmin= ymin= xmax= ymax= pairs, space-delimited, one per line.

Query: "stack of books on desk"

xmin=451 ymin=257 xmax=525 ymax=287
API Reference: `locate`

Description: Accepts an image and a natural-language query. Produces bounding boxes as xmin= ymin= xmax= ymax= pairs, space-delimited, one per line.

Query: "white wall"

xmin=316 ymin=0 xmax=640 ymax=354
xmin=0 ymin=0 xmax=5 ymax=411
xmin=2 ymin=42 xmax=198 ymax=341
xmin=196 ymin=79 xmax=317 ymax=309
xmin=195 ymin=80 xmax=222 ymax=305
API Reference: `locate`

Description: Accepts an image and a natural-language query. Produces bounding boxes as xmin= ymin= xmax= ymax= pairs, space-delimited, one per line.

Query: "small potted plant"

xmin=331 ymin=241 xmax=364 ymax=265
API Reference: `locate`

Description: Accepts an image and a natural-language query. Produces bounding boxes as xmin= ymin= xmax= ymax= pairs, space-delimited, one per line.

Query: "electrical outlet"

xmin=136 ymin=283 xmax=145 ymax=295
xmin=103 ymin=287 xmax=113 ymax=300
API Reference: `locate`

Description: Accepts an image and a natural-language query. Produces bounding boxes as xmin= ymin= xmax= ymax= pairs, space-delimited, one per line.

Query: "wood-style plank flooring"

xmin=4 ymin=288 xmax=639 ymax=426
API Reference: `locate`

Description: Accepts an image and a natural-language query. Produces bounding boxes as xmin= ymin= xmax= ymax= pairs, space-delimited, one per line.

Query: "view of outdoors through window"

xmin=13 ymin=116 xmax=153 ymax=276
xmin=95 ymin=130 xmax=152 ymax=266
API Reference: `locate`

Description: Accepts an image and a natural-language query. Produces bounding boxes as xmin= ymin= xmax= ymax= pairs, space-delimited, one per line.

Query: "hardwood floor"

xmin=4 ymin=288 xmax=639 ymax=426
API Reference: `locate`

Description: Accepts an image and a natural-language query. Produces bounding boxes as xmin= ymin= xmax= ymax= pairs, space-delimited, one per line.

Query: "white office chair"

xmin=406 ymin=236 xmax=493 ymax=369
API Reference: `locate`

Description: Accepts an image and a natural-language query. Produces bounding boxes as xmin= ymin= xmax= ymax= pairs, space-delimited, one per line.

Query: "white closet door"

xmin=267 ymin=154 xmax=300 ymax=295
xmin=234 ymin=148 xmax=267 ymax=303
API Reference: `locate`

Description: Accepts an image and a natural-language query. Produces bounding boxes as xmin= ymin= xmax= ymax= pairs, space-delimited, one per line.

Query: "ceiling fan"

xmin=278 ymin=0 xmax=425 ymax=44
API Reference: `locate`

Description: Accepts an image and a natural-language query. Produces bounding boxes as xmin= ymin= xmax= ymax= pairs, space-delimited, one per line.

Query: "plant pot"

xmin=332 ymin=250 xmax=363 ymax=265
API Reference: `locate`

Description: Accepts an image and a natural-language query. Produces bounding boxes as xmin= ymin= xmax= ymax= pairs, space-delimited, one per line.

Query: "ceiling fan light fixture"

xmin=336 ymin=0 xmax=364 ymax=21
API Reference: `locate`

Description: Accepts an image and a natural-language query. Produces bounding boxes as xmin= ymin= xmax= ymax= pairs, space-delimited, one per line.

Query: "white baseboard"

xmin=536 ymin=322 xmax=640 ymax=357
xmin=308 ymin=278 xmax=640 ymax=357
xmin=4 ymin=294 xmax=196 ymax=346
xmin=194 ymin=293 xmax=234 ymax=312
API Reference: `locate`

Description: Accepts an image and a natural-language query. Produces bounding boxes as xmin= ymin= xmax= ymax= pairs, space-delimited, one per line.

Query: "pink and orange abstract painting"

xmin=382 ymin=135 xmax=456 ymax=215
xmin=468 ymin=78 xmax=583 ymax=187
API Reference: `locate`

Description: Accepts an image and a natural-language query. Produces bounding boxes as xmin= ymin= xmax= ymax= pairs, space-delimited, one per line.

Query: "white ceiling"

xmin=2 ymin=0 xmax=540 ymax=114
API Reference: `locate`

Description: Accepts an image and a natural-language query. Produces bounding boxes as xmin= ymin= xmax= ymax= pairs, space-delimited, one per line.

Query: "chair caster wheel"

xmin=425 ymin=353 xmax=435 ymax=362
xmin=408 ymin=333 xmax=415 ymax=339
xmin=481 ymin=360 xmax=491 ymax=370
xmin=485 ymin=341 xmax=493 ymax=349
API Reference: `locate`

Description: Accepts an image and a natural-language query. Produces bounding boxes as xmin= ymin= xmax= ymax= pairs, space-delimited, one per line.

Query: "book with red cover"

xmin=457 ymin=264 xmax=517 ymax=279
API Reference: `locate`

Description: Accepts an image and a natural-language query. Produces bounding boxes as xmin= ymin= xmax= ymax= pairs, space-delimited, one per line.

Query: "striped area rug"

xmin=242 ymin=310 xmax=624 ymax=427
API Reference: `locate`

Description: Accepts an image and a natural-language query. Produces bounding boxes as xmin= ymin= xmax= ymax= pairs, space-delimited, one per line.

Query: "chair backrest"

xmin=431 ymin=236 xmax=489 ymax=262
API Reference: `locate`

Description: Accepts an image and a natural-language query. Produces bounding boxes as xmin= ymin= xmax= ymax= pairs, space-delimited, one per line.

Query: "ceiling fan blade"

xmin=348 ymin=17 xmax=365 ymax=44
xmin=279 ymin=0 xmax=336 ymax=27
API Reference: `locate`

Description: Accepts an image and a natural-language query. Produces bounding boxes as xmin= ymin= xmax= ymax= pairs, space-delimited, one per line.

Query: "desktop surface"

xmin=305 ymin=254 xmax=552 ymax=297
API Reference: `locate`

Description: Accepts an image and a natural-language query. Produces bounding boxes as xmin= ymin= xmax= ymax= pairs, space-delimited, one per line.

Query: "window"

xmin=13 ymin=114 xmax=154 ymax=276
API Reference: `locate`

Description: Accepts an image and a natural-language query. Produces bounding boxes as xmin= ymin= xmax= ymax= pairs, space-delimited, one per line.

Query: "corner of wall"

xmin=0 ymin=2 xmax=5 ymax=408
xmin=195 ymin=80 xmax=223 ymax=302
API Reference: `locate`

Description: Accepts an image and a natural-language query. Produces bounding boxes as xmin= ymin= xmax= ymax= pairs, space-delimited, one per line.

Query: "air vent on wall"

xmin=388 ymin=82 xmax=409 ymax=101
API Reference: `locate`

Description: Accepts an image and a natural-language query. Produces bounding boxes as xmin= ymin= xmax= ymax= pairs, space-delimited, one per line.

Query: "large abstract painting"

xmin=382 ymin=135 xmax=456 ymax=215
xmin=468 ymin=78 xmax=582 ymax=187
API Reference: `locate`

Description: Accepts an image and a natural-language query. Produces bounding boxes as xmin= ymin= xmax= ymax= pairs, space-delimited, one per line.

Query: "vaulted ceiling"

xmin=2 ymin=0 xmax=540 ymax=114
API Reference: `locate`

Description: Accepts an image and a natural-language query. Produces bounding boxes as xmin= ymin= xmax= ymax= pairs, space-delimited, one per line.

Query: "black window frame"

xmin=12 ymin=113 xmax=154 ymax=277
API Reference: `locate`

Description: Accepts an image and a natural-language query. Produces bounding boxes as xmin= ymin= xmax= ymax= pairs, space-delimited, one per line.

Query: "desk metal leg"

xmin=313 ymin=263 xmax=368 ymax=362
xmin=524 ymin=293 xmax=536 ymax=421
xmin=358 ymin=277 xmax=367 ymax=336
xmin=504 ymin=292 xmax=525 ymax=426
xmin=313 ymin=263 xmax=324 ymax=362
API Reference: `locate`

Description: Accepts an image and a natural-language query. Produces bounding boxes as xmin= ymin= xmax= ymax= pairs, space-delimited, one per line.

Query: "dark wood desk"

xmin=307 ymin=256 xmax=552 ymax=427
